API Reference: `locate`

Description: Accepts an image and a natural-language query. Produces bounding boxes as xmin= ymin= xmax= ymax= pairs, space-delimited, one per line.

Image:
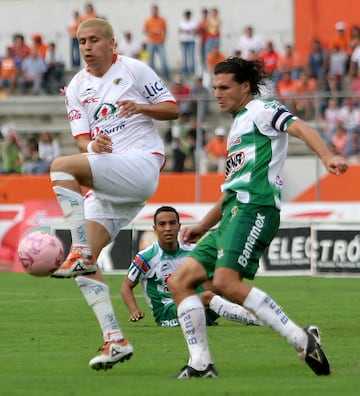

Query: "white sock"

xmin=209 ymin=295 xmax=264 ymax=326
xmin=52 ymin=185 xmax=89 ymax=247
xmin=76 ymin=276 xmax=124 ymax=342
xmin=177 ymin=295 xmax=212 ymax=371
xmin=243 ymin=287 xmax=307 ymax=351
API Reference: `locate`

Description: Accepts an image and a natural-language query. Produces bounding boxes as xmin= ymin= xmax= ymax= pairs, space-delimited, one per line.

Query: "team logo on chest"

xmin=94 ymin=103 xmax=117 ymax=121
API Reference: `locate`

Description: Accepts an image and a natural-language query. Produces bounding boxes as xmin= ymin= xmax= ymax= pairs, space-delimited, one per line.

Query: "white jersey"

xmin=127 ymin=241 xmax=194 ymax=324
xmin=65 ymin=54 xmax=176 ymax=154
xmin=222 ymin=98 xmax=297 ymax=209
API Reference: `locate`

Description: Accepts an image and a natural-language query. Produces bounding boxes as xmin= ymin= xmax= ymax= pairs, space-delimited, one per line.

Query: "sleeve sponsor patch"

xmin=132 ymin=253 xmax=150 ymax=273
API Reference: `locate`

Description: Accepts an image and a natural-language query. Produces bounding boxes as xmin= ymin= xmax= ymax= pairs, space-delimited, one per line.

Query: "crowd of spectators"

xmin=0 ymin=32 xmax=65 ymax=96
xmin=0 ymin=125 xmax=61 ymax=175
xmin=1 ymin=3 xmax=360 ymax=169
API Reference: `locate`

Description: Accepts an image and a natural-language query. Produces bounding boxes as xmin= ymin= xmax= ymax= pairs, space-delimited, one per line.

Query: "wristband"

xmin=87 ymin=141 xmax=95 ymax=153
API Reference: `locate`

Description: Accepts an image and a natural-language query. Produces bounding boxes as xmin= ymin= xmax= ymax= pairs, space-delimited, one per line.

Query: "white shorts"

xmin=84 ymin=149 xmax=164 ymax=240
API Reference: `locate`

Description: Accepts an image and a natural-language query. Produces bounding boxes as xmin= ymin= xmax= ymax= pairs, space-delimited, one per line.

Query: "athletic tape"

xmin=50 ymin=171 xmax=76 ymax=181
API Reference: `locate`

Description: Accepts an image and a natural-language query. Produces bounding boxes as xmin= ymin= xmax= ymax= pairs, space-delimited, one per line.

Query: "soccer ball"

xmin=17 ymin=228 xmax=65 ymax=277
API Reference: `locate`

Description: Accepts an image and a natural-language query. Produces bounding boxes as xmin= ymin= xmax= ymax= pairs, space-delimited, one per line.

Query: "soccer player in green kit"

xmin=168 ymin=57 xmax=348 ymax=378
xmin=122 ymin=206 xmax=262 ymax=327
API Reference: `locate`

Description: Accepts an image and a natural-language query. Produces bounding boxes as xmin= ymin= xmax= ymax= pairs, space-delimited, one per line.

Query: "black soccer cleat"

xmin=302 ymin=326 xmax=331 ymax=376
xmin=175 ymin=364 xmax=218 ymax=379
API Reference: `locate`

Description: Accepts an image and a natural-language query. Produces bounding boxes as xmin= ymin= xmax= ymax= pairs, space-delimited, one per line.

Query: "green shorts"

xmin=190 ymin=194 xmax=280 ymax=280
xmin=157 ymin=303 xmax=179 ymax=327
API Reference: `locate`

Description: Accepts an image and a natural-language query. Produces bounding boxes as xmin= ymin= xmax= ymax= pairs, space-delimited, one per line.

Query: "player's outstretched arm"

xmin=121 ymin=277 xmax=145 ymax=322
xmin=287 ymin=119 xmax=348 ymax=176
xmin=181 ymin=194 xmax=225 ymax=244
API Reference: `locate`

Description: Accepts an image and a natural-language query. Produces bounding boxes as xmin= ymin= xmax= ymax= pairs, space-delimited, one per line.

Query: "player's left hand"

xmin=325 ymin=155 xmax=348 ymax=176
xmin=116 ymin=100 xmax=140 ymax=119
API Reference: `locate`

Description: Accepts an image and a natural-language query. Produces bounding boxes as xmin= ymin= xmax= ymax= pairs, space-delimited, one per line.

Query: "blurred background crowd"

xmin=1 ymin=2 xmax=360 ymax=174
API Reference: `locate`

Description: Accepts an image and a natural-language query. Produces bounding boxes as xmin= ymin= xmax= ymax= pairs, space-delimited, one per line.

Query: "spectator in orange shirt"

xmin=277 ymin=71 xmax=297 ymax=96
xmin=143 ymin=4 xmax=169 ymax=79
xmin=204 ymin=45 xmax=226 ymax=89
xmin=81 ymin=3 xmax=99 ymax=21
xmin=0 ymin=47 xmax=20 ymax=94
xmin=329 ymin=21 xmax=349 ymax=53
xmin=259 ymin=41 xmax=279 ymax=78
xmin=293 ymin=71 xmax=317 ymax=120
xmin=277 ymin=44 xmax=304 ymax=80
xmin=200 ymin=126 xmax=227 ymax=174
xmin=206 ymin=45 xmax=226 ymax=73
xmin=276 ymin=70 xmax=297 ymax=112
xmin=31 ymin=34 xmax=48 ymax=59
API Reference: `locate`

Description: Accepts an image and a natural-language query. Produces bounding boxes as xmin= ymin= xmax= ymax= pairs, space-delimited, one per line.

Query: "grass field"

xmin=0 ymin=272 xmax=359 ymax=396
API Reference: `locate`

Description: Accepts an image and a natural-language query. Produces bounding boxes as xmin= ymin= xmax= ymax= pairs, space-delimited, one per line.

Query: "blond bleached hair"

xmin=77 ymin=18 xmax=114 ymax=40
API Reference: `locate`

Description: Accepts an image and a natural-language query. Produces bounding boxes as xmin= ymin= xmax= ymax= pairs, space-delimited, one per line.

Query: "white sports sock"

xmin=243 ymin=287 xmax=307 ymax=351
xmin=52 ymin=185 xmax=89 ymax=247
xmin=76 ymin=276 xmax=124 ymax=342
xmin=177 ymin=295 xmax=213 ymax=371
xmin=209 ymin=295 xmax=264 ymax=326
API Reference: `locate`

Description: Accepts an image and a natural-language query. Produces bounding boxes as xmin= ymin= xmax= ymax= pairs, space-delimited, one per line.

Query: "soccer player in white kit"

xmin=49 ymin=18 xmax=179 ymax=370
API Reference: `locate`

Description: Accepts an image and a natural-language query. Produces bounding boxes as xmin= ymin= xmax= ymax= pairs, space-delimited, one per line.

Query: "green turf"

xmin=0 ymin=273 xmax=359 ymax=396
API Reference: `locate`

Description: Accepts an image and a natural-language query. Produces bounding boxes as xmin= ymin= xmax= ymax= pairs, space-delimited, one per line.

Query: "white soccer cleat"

xmin=89 ymin=339 xmax=133 ymax=371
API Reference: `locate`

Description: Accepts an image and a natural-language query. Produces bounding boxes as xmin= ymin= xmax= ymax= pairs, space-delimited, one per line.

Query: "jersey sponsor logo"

xmin=160 ymin=318 xmax=179 ymax=327
xmin=238 ymin=212 xmax=265 ymax=268
xmin=113 ymin=77 xmax=123 ymax=85
xmin=132 ymin=254 xmax=150 ymax=273
xmin=225 ymin=150 xmax=245 ymax=177
xmin=67 ymin=109 xmax=82 ymax=121
xmin=275 ymin=175 xmax=283 ymax=187
xmin=263 ymin=99 xmax=282 ymax=110
xmin=160 ymin=262 xmax=174 ymax=291
xmin=264 ymin=295 xmax=288 ymax=324
xmin=231 ymin=205 xmax=239 ymax=218
xmin=92 ymin=122 xmax=126 ymax=137
xmin=94 ymin=103 xmax=118 ymax=121
xmin=229 ymin=136 xmax=242 ymax=148
xmin=82 ymin=97 xmax=100 ymax=106
xmin=80 ymin=87 xmax=96 ymax=98
xmin=143 ymin=80 xmax=166 ymax=99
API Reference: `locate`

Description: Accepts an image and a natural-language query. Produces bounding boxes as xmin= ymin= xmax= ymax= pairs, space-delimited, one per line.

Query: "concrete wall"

xmin=0 ymin=0 xmax=294 ymax=71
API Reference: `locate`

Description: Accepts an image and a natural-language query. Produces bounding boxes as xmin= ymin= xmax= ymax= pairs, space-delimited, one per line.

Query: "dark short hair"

xmin=153 ymin=206 xmax=180 ymax=224
xmin=214 ymin=57 xmax=268 ymax=96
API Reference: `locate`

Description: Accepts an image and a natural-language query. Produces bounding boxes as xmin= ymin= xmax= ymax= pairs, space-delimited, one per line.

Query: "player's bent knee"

xmin=50 ymin=156 xmax=67 ymax=172
xmin=212 ymin=276 xmax=232 ymax=296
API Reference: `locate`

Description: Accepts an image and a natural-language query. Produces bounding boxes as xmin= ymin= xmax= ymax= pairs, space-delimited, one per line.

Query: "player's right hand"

xmin=181 ymin=224 xmax=205 ymax=244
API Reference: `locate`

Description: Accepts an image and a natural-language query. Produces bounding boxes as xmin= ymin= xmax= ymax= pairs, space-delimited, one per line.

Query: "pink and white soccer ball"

xmin=17 ymin=229 xmax=64 ymax=277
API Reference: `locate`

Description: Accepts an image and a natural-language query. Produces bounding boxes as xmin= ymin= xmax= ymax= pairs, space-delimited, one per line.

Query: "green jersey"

xmin=127 ymin=241 xmax=193 ymax=326
xmin=222 ymin=98 xmax=297 ymax=209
